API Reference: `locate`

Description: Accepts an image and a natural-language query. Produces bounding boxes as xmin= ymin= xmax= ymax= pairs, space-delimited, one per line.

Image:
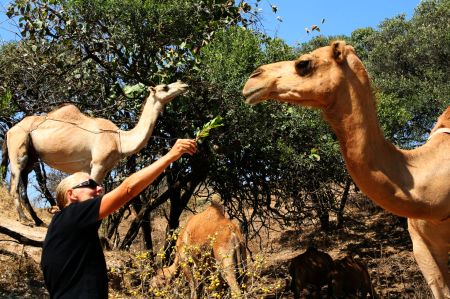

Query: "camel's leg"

xmin=89 ymin=163 xmax=107 ymax=187
xmin=408 ymin=219 xmax=450 ymax=299
xmin=182 ymin=266 xmax=198 ymax=299
xmin=6 ymin=129 xmax=32 ymax=224
xmin=9 ymin=169 xmax=30 ymax=223
xmin=218 ymin=249 xmax=242 ymax=298
xmin=20 ymin=169 xmax=44 ymax=226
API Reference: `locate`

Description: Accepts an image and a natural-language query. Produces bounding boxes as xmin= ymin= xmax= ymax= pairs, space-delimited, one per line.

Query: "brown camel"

xmin=288 ymin=246 xmax=334 ymax=298
xmin=242 ymin=41 xmax=449 ymax=299
xmin=151 ymin=201 xmax=247 ymax=299
xmin=2 ymin=81 xmax=188 ymax=226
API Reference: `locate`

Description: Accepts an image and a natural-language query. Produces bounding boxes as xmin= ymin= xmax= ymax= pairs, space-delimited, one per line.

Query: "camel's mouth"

xmin=178 ymin=83 xmax=189 ymax=91
xmin=175 ymin=84 xmax=189 ymax=94
xmin=243 ymin=87 xmax=266 ymax=105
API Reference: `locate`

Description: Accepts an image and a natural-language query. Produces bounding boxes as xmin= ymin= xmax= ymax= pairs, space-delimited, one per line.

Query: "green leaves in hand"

xmin=195 ymin=115 xmax=224 ymax=142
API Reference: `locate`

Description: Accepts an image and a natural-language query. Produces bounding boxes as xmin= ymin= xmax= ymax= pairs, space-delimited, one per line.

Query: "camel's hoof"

xmin=20 ymin=220 xmax=35 ymax=227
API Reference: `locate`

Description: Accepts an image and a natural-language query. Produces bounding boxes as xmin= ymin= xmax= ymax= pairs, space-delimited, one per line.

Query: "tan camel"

xmin=152 ymin=201 xmax=247 ymax=299
xmin=2 ymin=81 xmax=188 ymax=225
xmin=242 ymin=41 xmax=450 ymax=299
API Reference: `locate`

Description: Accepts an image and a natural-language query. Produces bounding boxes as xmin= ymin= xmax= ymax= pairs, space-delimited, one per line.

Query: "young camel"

xmin=152 ymin=202 xmax=247 ymax=299
xmin=242 ymin=41 xmax=450 ymax=299
xmin=1 ymin=81 xmax=188 ymax=226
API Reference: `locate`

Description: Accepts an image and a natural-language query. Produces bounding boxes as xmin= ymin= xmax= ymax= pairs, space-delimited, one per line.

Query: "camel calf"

xmin=330 ymin=255 xmax=376 ymax=298
xmin=152 ymin=202 xmax=247 ymax=299
xmin=288 ymin=246 xmax=334 ymax=298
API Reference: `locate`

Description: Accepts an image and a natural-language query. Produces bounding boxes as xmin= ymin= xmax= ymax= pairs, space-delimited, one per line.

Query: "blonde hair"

xmin=55 ymin=172 xmax=90 ymax=210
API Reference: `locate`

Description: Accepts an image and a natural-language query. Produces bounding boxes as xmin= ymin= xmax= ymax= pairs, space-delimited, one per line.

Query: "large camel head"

xmin=148 ymin=80 xmax=188 ymax=106
xmin=242 ymin=41 xmax=362 ymax=109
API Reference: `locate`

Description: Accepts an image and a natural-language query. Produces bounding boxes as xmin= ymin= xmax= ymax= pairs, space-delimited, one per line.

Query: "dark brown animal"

xmin=330 ymin=255 xmax=375 ymax=298
xmin=289 ymin=246 xmax=334 ymax=298
xmin=151 ymin=202 xmax=247 ymax=299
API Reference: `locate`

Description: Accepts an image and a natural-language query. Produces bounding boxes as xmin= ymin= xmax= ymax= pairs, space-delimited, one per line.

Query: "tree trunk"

xmin=0 ymin=225 xmax=43 ymax=247
xmin=163 ymin=169 xmax=208 ymax=264
xmin=119 ymin=190 xmax=171 ymax=250
xmin=337 ymin=178 xmax=351 ymax=229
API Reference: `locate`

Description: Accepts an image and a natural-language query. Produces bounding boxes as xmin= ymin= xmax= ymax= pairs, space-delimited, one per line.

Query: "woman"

xmin=41 ymin=139 xmax=197 ymax=298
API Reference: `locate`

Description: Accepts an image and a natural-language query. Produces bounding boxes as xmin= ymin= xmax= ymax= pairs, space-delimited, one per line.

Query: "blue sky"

xmin=1 ymin=0 xmax=422 ymax=45
xmin=258 ymin=0 xmax=421 ymax=46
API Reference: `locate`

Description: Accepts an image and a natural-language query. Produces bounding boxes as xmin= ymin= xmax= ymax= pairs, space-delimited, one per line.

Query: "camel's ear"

xmin=332 ymin=40 xmax=346 ymax=64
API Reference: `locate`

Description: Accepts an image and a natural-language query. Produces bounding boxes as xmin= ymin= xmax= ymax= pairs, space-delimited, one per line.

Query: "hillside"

xmin=0 ymin=184 xmax=432 ymax=298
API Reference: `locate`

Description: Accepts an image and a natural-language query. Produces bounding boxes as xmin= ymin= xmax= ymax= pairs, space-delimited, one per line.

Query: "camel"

xmin=151 ymin=201 xmax=247 ymax=299
xmin=288 ymin=246 xmax=334 ymax=298
xmin=1 ymin=81 xmax=188 ymax=226
xmin=331 ymin=255 xmax=376 ymax=298
xmin=242 ymin=41 xmax=450 ymax=299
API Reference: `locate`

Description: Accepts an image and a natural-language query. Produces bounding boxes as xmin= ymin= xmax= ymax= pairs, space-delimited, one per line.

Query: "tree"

xmin=1 ymin=0 xmax=260 ymax=251
xmin=359 ymin=0 xmax=450 ymax=146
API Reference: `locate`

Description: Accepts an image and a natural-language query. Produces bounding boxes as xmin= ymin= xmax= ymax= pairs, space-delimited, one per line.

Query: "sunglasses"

xmin=71 ymin=179 xmax=100 ymax=190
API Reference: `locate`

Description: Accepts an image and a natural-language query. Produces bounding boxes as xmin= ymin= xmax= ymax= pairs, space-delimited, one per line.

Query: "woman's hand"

xmin=167 ymin=139 xmax=197 ymax=162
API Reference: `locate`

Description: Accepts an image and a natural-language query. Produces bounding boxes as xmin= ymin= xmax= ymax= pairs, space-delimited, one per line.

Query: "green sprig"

xmin=195 ymin=116 xmax=224 ymax=142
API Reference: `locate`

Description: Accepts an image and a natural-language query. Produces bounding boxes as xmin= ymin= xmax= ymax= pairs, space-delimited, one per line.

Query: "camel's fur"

xmin=243 ymin=41 xmax=450 ymax=299
xmin=152 ymin=202 xmax=247 ymax=299
xmin=2 ymin=81 xmax=188 ymax=225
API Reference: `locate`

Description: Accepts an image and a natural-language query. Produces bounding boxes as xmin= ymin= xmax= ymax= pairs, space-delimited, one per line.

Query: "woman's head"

xmin=55 ymin=172 xmax=103 ymax=209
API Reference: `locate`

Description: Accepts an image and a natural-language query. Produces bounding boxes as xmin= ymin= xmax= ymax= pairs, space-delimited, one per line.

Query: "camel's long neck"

xmin=323 ymin=60 xmax=421 ymax=217
xmin=118 ymin=98 xmax=163 ymax=156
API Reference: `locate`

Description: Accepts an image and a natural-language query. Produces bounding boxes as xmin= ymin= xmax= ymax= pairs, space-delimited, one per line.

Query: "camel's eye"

xmin=162 ymin=85 xmax=169 ymax=91
xmin=295 ymin=60 xmax=311 ymax=76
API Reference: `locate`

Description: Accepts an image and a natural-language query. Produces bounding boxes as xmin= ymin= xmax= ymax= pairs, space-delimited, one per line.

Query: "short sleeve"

xmin=56 ymin=196 xmax=102 ymax=231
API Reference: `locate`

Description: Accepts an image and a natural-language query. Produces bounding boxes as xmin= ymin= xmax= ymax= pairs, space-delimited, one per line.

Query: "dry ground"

xmin=0 ymin=184 xmax=433 ymax=298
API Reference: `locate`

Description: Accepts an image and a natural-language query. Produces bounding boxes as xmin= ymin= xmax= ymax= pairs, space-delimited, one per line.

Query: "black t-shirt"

xmin=41 ymin=197 xmax=108 ymax=299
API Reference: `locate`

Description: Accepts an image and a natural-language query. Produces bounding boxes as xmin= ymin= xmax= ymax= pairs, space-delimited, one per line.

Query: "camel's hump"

xmin=47 ymin=104 xmax=88 ymax=122
xmin=46 ymin=104 xmax=118 ymax=130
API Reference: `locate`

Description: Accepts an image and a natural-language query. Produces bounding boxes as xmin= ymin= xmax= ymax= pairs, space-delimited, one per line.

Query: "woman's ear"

xmin=66 ymin=189 xmax=76 ymax=204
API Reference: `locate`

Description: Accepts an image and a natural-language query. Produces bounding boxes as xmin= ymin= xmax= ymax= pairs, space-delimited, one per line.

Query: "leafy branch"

xmin=195 ymin=116 xmax=224 ymax=142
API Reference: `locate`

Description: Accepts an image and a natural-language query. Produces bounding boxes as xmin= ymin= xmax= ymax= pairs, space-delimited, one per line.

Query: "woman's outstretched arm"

xmin=98 ymin=139 xmax=197 ymax=220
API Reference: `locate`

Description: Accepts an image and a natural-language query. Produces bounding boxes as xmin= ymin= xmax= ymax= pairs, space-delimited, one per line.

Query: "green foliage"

xmin=0 ymin=165 xmax=6 ymax=180
xmin=376 ymin=92 xmax=412 ymax=139
xmin=194 ymin=116 xmax=224 ymax=142
xmin=123 ymin=83 xmax=147 ymax=99
xmin=6 ymin=0 xmax=255 ymax=86
xmin=0 ymin=89 xmax=16 ymax=115
xmin=296 ymin=35 xmax=349 ymax=54
xmin=349 ymin=27 xmax=377 ymax=61
xmin=359 ymin=0 xmax=450 ymax=145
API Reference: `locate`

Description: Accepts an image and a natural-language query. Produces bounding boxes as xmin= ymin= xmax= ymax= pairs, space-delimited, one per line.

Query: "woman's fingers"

xmin=172 ymin=139 xmax=197 ymax=157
